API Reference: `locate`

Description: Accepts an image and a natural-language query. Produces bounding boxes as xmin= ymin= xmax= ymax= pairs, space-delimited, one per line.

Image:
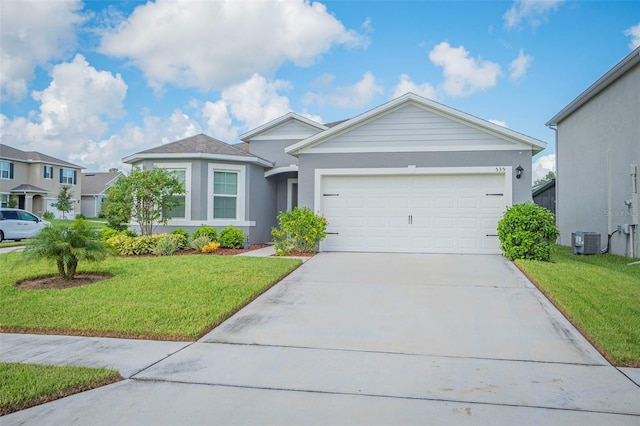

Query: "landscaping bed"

xmin=515 ymin=246 xmax=640 ymax=367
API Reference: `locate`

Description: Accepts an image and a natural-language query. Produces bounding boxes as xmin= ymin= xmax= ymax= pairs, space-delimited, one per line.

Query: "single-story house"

xmin=0 ymin=143 xmax=83 ymax=218
xmin=532 ymin=178 xmax=556 ymax=215
xmin=81 ymin=171 xmax=123 ymax=218
xmin=124 ymin=93 xmax=546 ymax=254
xmin=546 ymin=47 xmax=639 ymax=257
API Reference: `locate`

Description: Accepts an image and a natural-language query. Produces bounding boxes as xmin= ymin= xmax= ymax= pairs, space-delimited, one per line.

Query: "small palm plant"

xmin=22 ymin=219 xmax=110 ymax=280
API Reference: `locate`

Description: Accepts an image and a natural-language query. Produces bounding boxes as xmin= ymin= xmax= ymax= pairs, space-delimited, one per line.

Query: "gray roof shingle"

xmin=82 ymin=172 xmax=122 ymax=195
xmin=0 ymin=144 xmax=82 ymax=169
xmin=136 ymin=134 xmax=253 ymax=158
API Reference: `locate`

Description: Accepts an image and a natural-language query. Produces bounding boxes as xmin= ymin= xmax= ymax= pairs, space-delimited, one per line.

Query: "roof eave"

xmin=546 ymin=47 xmax=640 ymax=126
xmin=122 ymin=152 xmax=274 ymax=168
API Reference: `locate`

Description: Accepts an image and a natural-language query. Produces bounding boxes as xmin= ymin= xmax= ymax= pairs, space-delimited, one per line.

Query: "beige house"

xmin=0 ymin=144 xmax=83 ymax=218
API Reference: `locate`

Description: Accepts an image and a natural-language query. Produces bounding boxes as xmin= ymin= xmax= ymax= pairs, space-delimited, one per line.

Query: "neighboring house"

xmin=81 ymin=171 xmax=123 ymax=218
xmin=532 ymin=178 xmax=556 ymax=215
xmin=0 ymin=144 xmax=83 ymax=219
xmin=124 ymin=93 xmax=546 ymax=254
xmin=546 ymin=47 xmax=639 ymax=258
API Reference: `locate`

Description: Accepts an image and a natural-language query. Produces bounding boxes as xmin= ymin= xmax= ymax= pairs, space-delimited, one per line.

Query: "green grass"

xmin=516 ymin=246 xmax=640 ymax=367
xmin=0 ymin=241 xmax=25 ymax=248
xmin=0 ymin=253 xmax=301 ymax=340
xmin=0 ymin=363 xmax=121 ymax=415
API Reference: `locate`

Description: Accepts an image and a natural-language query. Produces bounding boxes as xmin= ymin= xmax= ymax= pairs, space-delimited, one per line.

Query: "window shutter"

xmin=43 ymin=166 xmax=47 ymax=178
xmin=60 ymin=169 xmax=63 ymax=183
xmin=73 ymin=170 xmax=77 ymax=185
xmin=9 ymin=163 xmax=14 ymax=179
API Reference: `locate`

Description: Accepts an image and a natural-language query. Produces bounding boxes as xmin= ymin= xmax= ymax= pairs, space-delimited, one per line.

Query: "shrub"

xmin=42 ymin=211 xmax=54 ymax=221
xmin=153 ymin=235 xmax=180 ymax=256
xmin=192 ymin=225 xmax=218 ymax=242
xmin=121 ymin=229 xmax=137 ymax=237
xmin=77 ymin=213 xmax=87 ymax=220
xmin=497 ymin=202 xmax=559 ymax=261
xmin=170 ymin=228 xmax=190 ymax=247
xmin=106 ymin=233 xmax=185 ymax=256
xmin=219 ymin=226 xmax=245 ymax=249
xmin=202 ymin=241 xmax=221 ymax=253
xmin=272 ymin=207 xmax=327 ymax=256
xmin=190 ymin=236 xmax=211 ymax=252
xmin=99 ymin=227 xmax=120 ymax=241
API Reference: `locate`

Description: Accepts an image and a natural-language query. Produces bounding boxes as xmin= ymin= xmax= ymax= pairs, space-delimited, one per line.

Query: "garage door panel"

xmin=321 ymin=173 xmax=505 ymax=254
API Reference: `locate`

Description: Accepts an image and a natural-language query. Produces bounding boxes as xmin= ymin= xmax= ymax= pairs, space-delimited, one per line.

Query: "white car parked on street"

xmin=0 ymin=208 xmax=51 ymax=242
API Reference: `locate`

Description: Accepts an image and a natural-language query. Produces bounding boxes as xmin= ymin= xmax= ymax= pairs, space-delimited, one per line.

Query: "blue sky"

xmin=1 ymin=0 xmax=639 ymax=181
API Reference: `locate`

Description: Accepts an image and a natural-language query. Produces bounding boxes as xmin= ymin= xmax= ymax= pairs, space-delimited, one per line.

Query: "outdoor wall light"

xmin=516 ymin=165 xmax=524 ymax=179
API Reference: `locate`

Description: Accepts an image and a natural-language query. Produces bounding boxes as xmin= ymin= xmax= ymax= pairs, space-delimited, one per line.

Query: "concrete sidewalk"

xmin=2 ymin=253 xmax=639 ymax=425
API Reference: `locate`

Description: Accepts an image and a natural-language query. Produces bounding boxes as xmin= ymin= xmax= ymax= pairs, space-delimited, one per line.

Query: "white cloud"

xmin=202 ymin=100 xmax=238 ymax=142
xmin=391 ymin=74 xmax=437 ymax=100
xmin=625 ymin=23 xmax=640 ymax=50
xmin=0 ymin=54 xmax=129 ymax=171
xmin=0 ymin=0 xmax=85 ymax=99
xmin=509 ymin=49 xmax=533 ymax=80
xmin=532 ymin=153 xmax=556 ymax=182
xmin=503 ymin=0 xmax=565 ymax=30
xmin=429 ymin=42 xmax=502 ymax=98
xmin=99 ymin=0 xmax=368 ymax=92
xmin=488 ymin=119 xmax=509 ymax=128
xmin=220 ymin=74 xmax=293 ymax=130
xmin=304 ymin=72 xmax=383 ymax=109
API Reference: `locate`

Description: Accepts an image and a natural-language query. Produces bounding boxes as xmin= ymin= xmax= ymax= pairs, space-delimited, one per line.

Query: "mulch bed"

xmin=16 ymin=273 xmax=113 ymax=290
xmin=176 ymin=244 xmax=271 ymax=256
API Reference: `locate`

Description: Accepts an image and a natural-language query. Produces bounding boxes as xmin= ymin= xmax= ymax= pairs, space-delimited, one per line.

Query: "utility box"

xmin=571 ymin=232 xmax=601 ymax=255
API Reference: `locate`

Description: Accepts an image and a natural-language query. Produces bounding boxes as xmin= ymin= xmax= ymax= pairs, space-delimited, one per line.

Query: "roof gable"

xmin=240 ymin=113 xmax=326 ymax=142
xmin=285 ymin=93 xmax=546 ymax=156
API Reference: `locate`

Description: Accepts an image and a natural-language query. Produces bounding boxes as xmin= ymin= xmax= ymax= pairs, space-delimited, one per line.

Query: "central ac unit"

xmin=571 ymin=232 xmax=601 ymax=255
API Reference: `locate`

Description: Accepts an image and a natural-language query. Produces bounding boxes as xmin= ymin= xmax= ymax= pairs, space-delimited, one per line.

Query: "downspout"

xmin=547 ymin=124 xmax=559 ymax=243
xmin=631 ymin=164 xmax=638 ymax=258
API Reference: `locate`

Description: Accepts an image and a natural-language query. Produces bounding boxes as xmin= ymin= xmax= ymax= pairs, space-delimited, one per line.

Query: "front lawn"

xmin=516 ymin=246 xmax=640 ymax=366
xmin=0 ymin=253 xmax=301 ymax=340
xmin=0 ymin=363 xmax=121 ymax=415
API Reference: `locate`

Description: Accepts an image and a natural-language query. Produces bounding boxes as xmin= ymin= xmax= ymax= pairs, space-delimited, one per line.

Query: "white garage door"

xmin=320 ymin=173 xmax=506 ymax=254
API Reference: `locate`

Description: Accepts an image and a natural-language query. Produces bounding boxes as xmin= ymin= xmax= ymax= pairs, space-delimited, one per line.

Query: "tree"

xmin=533 ymin=171 xmax=555 ymax=187
xmin=104 ymin=167 xmax=185 ymax=236
xmin=22 ymin=219 xmax=109 ymax=280
xmin=52 ymin=185 xmax=74 ymax=219
xmin=108 ymin=168 xmax=120 ymax=173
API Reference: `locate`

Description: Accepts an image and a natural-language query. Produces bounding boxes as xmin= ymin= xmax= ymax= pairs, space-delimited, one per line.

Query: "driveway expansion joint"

xmin=129 ymin=376 xmax=640 ymax=419
xmin=199 ymin=340 xmax=608 ymax=368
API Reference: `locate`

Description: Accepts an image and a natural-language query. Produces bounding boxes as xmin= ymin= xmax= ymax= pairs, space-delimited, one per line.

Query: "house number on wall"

xmin=495 ymin=167 xmax=506 ymax=173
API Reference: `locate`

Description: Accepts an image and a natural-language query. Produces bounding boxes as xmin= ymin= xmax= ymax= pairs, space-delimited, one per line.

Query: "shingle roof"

xmin=0 ymin=144 xmax=82 ymax=169
xmin=82 ymin=172 xmax=122 ymax=195
xmin=123 ymin=134 xmax=273 ymax=166
xmin=10 ymin=184 xmax=49 ymax=193
xmin=136 ymin=134 xmax=253 ymax=157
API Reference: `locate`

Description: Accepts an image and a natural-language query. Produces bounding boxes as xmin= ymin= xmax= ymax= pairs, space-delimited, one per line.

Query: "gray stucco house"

xmin=546 ymin=47 xmax=639 ymax=258
xmin=124 ymin=93 xmax=546 ymax=254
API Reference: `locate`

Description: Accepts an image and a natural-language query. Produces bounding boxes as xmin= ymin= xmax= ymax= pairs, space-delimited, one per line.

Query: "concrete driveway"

xmin=3 ymin=253 xmax=639 ymax=425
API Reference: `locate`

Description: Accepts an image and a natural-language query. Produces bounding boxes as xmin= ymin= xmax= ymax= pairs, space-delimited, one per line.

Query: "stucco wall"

xmin=556 ymin=63 xmax=639 ymax=256
xmin=296 ymin=150 xmax=534 ymax=211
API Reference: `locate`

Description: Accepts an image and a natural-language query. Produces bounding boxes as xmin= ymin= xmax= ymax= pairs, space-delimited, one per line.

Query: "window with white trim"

xmin=163 ymin=168 xmax=186 ymax=219
xmin=60 ymin=168 xmax=75 ymax=184
xmin=1 ymin=194 xmax=10 ymax=207
xmin=208 ymin=163 xmax=245 ymax=222
xmin=154 ymin=163 xmax=191 ymax=221
xmin=0 ymin=161 xmax=13 ymax=180
xmin=43 ymin=165 xmax=53 ymax=179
